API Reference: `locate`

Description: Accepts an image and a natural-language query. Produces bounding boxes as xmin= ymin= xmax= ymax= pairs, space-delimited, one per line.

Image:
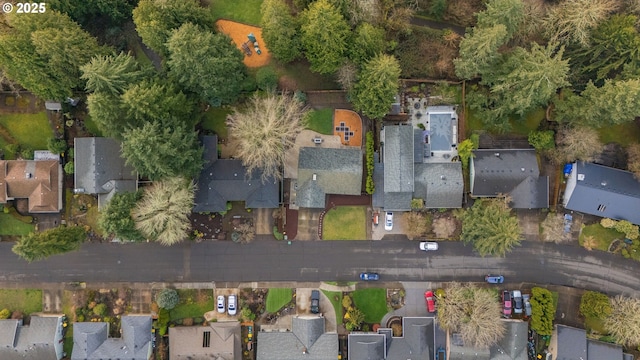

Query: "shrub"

xmin=615 ymin=220 xmax=639 ymax=240
xmin=241 ymin=307 xmax=256 ymax=321
xmin=77 ymin=314 xmax=85 ymax=322
xmin=64 ymin=161 xmax=75 ymax=175
xmin=0 ymin=308 xmax=10 ymax=319
xmin=93 ymin=303 xmax=107 ymax=316
xmin=20 ymin=148 xmax=33 ymax=160
xmin=256 ymin=67 xmax=279 ymax=92
xmin=273 ymin=226 xmax=284 ymax=240
xmin=580 ymin=291 xmax=611 ymax=319
xmin=528 ymin=130 xmax=555 ymax=151
xmin=47 ymin=138 xmax=67 ymax=154
xmin=530 ymin=287 xmax=556 ymax=336
xmin=429 ymin=0 xmax=447 ymax=20
xmin=158 ymin=308 xmax=170 ymax=336
xmin=365 ymin=131 xmax=375 ymax=195
xmin=600 ymin=218 xmax=617 ymax=228
xmin=156 ymin=288 xmax=179 ymax=310
xmin=342 ymin=295 xmax=352 ymax=309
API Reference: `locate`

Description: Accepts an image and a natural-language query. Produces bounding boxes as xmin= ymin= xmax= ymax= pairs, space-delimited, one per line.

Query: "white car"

xmin=384 ymin=212 xmax=393 ymax=231
xmin=227 ymin=295 xmax=237 ymax=316
xmin=216 ymin=295 xmax=225 ymax=313
xmin=419 ymin=241 xmax=439 ymax=251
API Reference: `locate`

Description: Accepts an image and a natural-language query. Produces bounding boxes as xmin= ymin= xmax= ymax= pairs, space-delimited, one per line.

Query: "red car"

xmin=424 ymin=290 xmax=436 ymax=313
xmin=502 ymin=290 xmax=512 ymax=317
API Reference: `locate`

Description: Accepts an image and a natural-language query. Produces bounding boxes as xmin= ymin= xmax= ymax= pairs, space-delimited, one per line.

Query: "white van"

xmin=228 ymin=295 xmax=237 ymax=316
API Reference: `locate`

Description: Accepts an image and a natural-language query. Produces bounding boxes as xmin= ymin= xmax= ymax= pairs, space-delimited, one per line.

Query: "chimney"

xmin=312 ymin=174 xmax=317 ymax=181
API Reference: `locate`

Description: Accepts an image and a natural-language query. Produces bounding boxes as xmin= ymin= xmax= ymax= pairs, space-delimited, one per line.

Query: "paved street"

xmin=0 ymin=239 xmax=638 ymax=296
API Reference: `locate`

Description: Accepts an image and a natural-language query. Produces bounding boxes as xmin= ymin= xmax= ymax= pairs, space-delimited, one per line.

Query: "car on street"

xmin=424 ymin=290 xmax=436 ymax=312
xmin=384 ymin=212 xmax=393 ymax=231
xmin=502 ymin=290 xmax=512 ymax=317
xmin=485 ymin=274 xmax=504 ymax=284
xmin=216 ymin=295 xmax=225 ymax=313
xmin=512 ymin=290 xmax=523 ymax=314
xmin=523 ymin=294 xmax=532 ymax=317
xmin=310 ymin=290 xmax=320 ymax=314
xmin=360 ymin=272 xmax=380 ymax=281
xmin=419 ymin=241 xmax=439 ymax=251
xmin=228 ymin=294 xmax=237 ymax=316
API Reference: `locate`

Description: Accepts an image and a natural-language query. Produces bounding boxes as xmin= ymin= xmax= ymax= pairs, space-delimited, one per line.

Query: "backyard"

xmin=0 ymin=112 xmax=53 ymax=159
xmin=306 ymin=108 xmax=334 ymax=135
xmin=322 ymin=206 xmax=367 ymax=240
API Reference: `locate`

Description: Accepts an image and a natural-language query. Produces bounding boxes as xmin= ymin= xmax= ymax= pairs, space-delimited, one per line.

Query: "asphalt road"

xmin=0 ymin=240 xmax=638 ymax=296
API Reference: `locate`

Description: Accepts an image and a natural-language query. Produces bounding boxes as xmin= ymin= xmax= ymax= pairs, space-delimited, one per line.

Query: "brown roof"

xmin=0 ymin=160 xmax=61 ymax=213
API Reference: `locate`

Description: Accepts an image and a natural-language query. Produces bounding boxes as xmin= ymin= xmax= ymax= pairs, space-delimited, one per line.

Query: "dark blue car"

xmin=360 ymin=272 xmax=380 ymax=281
xmin=485 ymin=274 xmax=504 ymax=284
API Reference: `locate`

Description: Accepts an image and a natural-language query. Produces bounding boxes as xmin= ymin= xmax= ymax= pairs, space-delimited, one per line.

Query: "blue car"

xmin=485 ymin=274 xmax=504 ymax=284
xmin=360 ymin=272 xmax=380 ymax=281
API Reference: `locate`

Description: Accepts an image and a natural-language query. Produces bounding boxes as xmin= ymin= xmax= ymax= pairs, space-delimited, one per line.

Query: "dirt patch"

xmin=333 ymin=109 xmax=362 ymax=147
xmin=432 ymin=212 xmax=460 ymax=239
xmin=215 ymin=20 xmax=271 ymax=68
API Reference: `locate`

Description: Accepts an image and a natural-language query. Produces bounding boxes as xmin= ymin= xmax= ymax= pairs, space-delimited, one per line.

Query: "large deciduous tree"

xmin=132 ymin=177 xmax=195 ymax=246
xmin=227 ymin=94 xmax=308 ymax=182
xmin=98 ymin=191 xmax=145 ymax=242
xmin=166 ymin=23 xmax=246 ymax=106
xmin=261 ymin=0 xmax=302 ymax=63
xmin=604 ymin=295 xmax=640 ymax=347
xmin=627 ymin=144 xmax=640 ymax=179
xmin=544 ymin=0 xmax=620 ymax=46
xmin=12 ymin=226 xmax=86 ymax=262
xmin=81 ymin=53 xmax=148 ymax=95
xmin=551 ymin=126 xmax=603 ymax=164
xmin=351 ymin=54 xmax=401 ymax=120
xmin=300 ymin=0 xmax=350 ymax=74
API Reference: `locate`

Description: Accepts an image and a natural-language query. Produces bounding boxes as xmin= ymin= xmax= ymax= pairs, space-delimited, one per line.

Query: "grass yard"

xmin=209 ymin=0 xmax=263 ymax=26
xmin=0 ymin=112 xmax=52 ymax=150
xmin=0 ymin=289 xmax=43 ymax=315
xmin=585 ymin=316 xmax=607 ymax=334
xmin=0 ymin=211 xmax=34 ymax=236
xmin=510 ymin=108 xmax=545 ymax=136
xmin=322 ymin=206 xmax=366 ymax=240
xmin=598 ymin=122 xmax=640 ymax=147
xmin=306 ymin=108 xmax=334 ymax=135
xmin=266 ymin=288 xmax=293 ymax=313
xmin=579 ymin=223 xmax=622 ymax=252
xmin=83 ymin=115 xmax=103 ymax=137
xmin=352 ymin=288 xmax=388 ymax=323
xmin=169 ymin=289 xmax=214 ymax=321
xmin=322 ymin=290 xmax=343 ymax=324
xmin=201 ymin=107 xmax=232 ymax=139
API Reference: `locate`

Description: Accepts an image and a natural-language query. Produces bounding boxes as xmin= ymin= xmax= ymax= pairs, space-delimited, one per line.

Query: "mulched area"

xmin=326 ymin=194 xmax=371 ymax=208
xmin=333 ymin=109 xmax=363 ymax=147
xmin=284 ymin=206 xmax=298 ymax=240
xmin=215 ymin=20 xmax=271 ymax=68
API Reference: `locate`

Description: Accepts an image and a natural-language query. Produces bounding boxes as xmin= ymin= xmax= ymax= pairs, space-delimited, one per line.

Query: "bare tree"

xmin=236 ymin=223 xmax=256 ymax=244
xmin=544 ymin=0 xmax=621 ymax=46
xmin=336 ymin=61 xmax=358 ymax=91
xmin=402 ymin=212 xmax=430 ymax=240
xmin=540 ymin=213 xmax=565 ymax=243
xmin=551 ymin=126 xmax=603 ymax=164
xmin=627 ymin=144 xmax=640 ymax=179
xmin=227 ymin=94 xmax=309 ymax=182
xmin=604 ymin=295 xmax=640 ymax=347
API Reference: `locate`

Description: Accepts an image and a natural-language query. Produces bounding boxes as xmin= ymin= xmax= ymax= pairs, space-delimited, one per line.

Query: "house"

xmin=414 ymin=163 xmax=463 ymax=208
xmin=381 ymin=125 xmax=414 ymax=211
xmin=295 ymin=147 xmax=363 ymax=208
xmin=470 ymin=149 xmax=549 ymax=209
xmin=0 ymin=159 xmax=63 ymax=213
xmin=194 ymin=135 xmax=279 ymax=212
xmin=74 ymin=137 xmax=137 ymax=209
xmin=448 ymin=320 xmax=527 ymax=360
xmin=0 ymin=314 xmax=65 ymax=360
xmin=71 ymin=315 xmax=152 ymax=360
xmin=169 ymin=321 xmax=241 ymax=360
xmin=563 ymin=162 xmax=640 ymax=225
xmin=548 ymin=324 xmax=628 ymax=360
xmin=348 ymin=317 xmax=435 ymax=360
xmin=257 ymin=315 xmax=338 ymax=360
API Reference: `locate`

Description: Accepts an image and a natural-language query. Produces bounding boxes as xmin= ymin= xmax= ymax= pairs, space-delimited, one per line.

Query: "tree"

xmin=81 ymin=53 xmax=148 ymax=95
xmin=64 ymin=161 xmax=75 ymax=175
xmin=580 ymin=291 xmax=611 ymax=319
xmin=551 ymin=126 xmax=603 ymax=164
xmin=0 ymin=11 xmax=106 ymax=100
xmin=93 ymin=303 xmax=107 ymax=316
xmin=540 ymin=213 xmax=564 ymax=243
xmin=336 ymin=61 xmax=358 ymax=91
xmin=604 ymin=295 xmax=640 ymax=347
xmin=98 ymin=191 xmax=145 ymax=242
xmin=12 ymin=226 xmax=86 ymax=262
xmin=476 ymin=0 xmax=525 ymax=37
xmin=345 ymin=307 xmax=365 ymax=331
xmin=348 ymin=23 xmax=387 ymax=65
xmin=544 ymin=0 xmax=620 ymax=46
xmin=261 ymin=0 xmax=302 ymax=63
xmin=166 ymin=23 xmax=246 ymax=106
xmin=132 ymin=0 xmax=211 ymax=56
xmin=121 ymin=79 xmax=195 ymax=125
xmin=47 ymin=138 xmax=67 ymax=155
xmin=132 ymin=177 xmax=195 ymax=246
xmin=86 ymin=92 xmax=130 ymax=139
xmin=0 ymin=309 xmax=9 ymax=319
xmin=121 ymin=121 xmax=203 ymax=180
xmin=403 ymin=212 xmax=430 ymax=240
xmin=47 ymin=0 xmax=136 ymax=26
xmin=459 ymin=199 xmax=522 ymax=257
xmin=227 ymin=94 xmax=309 ymax=182
xmin=627 ymin=144 xmax=640 ymax=179
xmin=300 ymin=0 xmax=351 ymax=74
xmin=454 ymin=25 xmax=509 ymax=79
xmin=155 ymin=288 xmax=180 ymax=310
xmin=530 ymin=287 xmax=556 ymax=336
xmin=365 ymin=131 xmax=375 ymax=194
xmin=528 ymin=131 xmax=555 ymax=152
xmin=351 ymin=54 xmax=401 ymax=119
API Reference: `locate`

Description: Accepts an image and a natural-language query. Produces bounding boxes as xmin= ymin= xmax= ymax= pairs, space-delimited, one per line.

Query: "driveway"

xmin=255 ymin=208 xmax=273 ymax=235
xmin=372 ymin=211 xmax=408 ymax=240
xmin=296 ymin=209 xmax=321 ymax=240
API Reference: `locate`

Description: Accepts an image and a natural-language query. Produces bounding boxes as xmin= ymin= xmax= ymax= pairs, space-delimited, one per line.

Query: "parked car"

xmin=310 ymin=290 xmax=320 ymax=314
xmin=523 ymin=294 xmax=532 ymax=317
xmin=502 ymin=290 xmax=512 ymax=317
xmin=419 ymin=241 xmax=439 ymax=251
xmin=485 ymin=274 xmax=504 ymax=284
xmin=424 ymin=290 xmax=436 ymax=313
xmin=216 ymin=295 xmax=225 ymax=313
xmin=384 ymin=212 xmax=393 ymax=231
xmin=228 ymin=294 xmax=237 ymax=316
xmin=512 ymin=290 xmax=523 ymax=314
xmin=360 ymin=272 xmax=380 ymax=281
xmin=436 ymin=347 xmax=446 ymax=360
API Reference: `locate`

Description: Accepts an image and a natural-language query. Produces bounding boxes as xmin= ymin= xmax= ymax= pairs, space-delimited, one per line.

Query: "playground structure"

xmin=247 ymin=33 xmax=262 ymax=55
xmin=215 ymin=20 xmax=271 ymax=67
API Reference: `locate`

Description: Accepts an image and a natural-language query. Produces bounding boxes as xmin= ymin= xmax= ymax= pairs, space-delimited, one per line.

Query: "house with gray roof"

xmin=414 ymin=163 xmax=463 ymax=208
xmin=548 ymin=324 xmax=627 ymax=360
xmin=448 ymin=320 xmax=527 ymax=360
xmin=257 ymin=315 xmax=338 ymax=360
xmin=348 ymin=317 xmax=435 ymax=360
xmin=381 ymin=125 xmax=414 ymax=211
xmin=194 ymin=135 xmax=279 ymax=212
xmin=470 ymin=149 xmax=548 ymax=209
xmin=563 ymin=162 xmax=640 ymax=225
xmin=71 ymin=315 xmax=152 ymax=360
xmin=295 ymin=147 xmax=363 ymax=208
xmin=169 ymin=321 xmax=241 ymax=360
xmin=74 ymin=137 xmax=137 ymax=209
xmin=0 ymin=315 xmax=65 ymax=360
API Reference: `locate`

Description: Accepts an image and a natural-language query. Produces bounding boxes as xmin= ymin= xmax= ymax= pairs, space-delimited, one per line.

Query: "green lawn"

xmin=352 ymin=288 xmax=388 ymax=323
xmin=323 ymin=206 xmax=367 ymax=240
xmin=0 ymin=112 xmax=52 ymax=150
xmin=266 ymin=288 xmax=293 ymax=313
xmin=585 ymin=316 xmax=607 ymax=334
xmin=169 ymin=289 xmax=214 ymax=321
xmin=306 ymin=108 xmax=334 ymax=135
xmin=466 ymin=106 xmax=544 ymax=136
xmin=201 ymin=107 xmax=231 ymax=139
xmin=598 ymin=122 xmax=640 ymax=147
xmin=210 ymin=0 xmax=264 ymax=25
xmin=579 ymin=223 xmax=622 ymax=251
xmin=0 ymin=211 xmax=34 ymax=236
xmin=83 ymin=115 xmax=103 ymax=137
xmin=0 ymin=289 xmax=43 ymax=315
xmin=322 ymin=290 xmax=343 ymax=324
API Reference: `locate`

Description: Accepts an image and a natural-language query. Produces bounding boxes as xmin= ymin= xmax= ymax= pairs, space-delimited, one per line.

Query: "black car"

xmin=310 ymin=290 xmax=320 ymax=314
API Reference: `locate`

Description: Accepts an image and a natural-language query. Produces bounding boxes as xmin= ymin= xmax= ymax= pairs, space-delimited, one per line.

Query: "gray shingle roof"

xmin=72 ymin=315 xmax=152 ymax=360
xmin=383 ymin=192 xmax=412 ymax=211
xmin=564 ymin=162 xmax=640 ymax=225
xmin=257 ymin=316 xmax=337 ymax=360
xmin=74 ymin=137 xmax=137 ymax=209
xmin=414 ymin=162 xmax=463 ymax=208
xmin=348 ymin=333 xmax=386 ymax=360
xmin=555 ymin=325 xmax=586 ymax=360
xmin=490 ymin=320 xmax=527 ymax=360
xmin=169 ymin=322 xmax=241 ymax=360
xmin=348 ymin=317 xmax=434 ymax=360
xmin=372 ymin=155 xmax=384 ymax=208
xmin=509 ymin=176 xmax=549 ymax=209
xmin=194 ymin=136 xmax=279 ymax=212
xmin=383 ymin=126 xmax=414 ymax=193
xmin=0 ymin=316 xmax=63 ymax=360
xmin=587 ymin=339 xmax=623 ymax=360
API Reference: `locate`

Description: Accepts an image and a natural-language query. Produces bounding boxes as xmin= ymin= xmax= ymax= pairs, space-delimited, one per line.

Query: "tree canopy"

xmin=261 ymin=0 xmax=302 ymax=63
xmin=98 ymin=191 xmax=145 ymax=242
xmin=604 ymin=296 xmax=640 ymax=347
xmin=454 ymin=25 xmax=509 ymax=79
xmin=530 ymin=287 xmax=556 ymax=336
xmin=544 ymin=0 xmax=620 ymax=47
xmin=47 ymin=0 xmax=136 ymax=26
xmin=351 ymin=54 xmax=402 ymax=119
xmin=12 ymin=226 xmax=86 ymax=262
xmin=300 ymin=0 xmax=351 ymax=74
xmin=86 ymin=92 xmax=130 ymax=139
xmin=121 ymin=79 xmax=195 ymax=125
xmin=348 ymin=23 xmax=388 ymax=65
xmin=579 ymin=291 xmax=612 ymax=319
xmin=476 ymin=0 xmax=525 ymax=37
xmin=81 ymin=53 xmax=148 ymax=95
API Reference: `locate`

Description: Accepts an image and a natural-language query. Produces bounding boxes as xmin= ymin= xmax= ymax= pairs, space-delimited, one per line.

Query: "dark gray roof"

xmin=564 ymin=162 xmax=640 ymax=225
xmin=490 ymin=320 xmax=527 ymax=360
xmin=297 ymin=147 xmax=363 ymax=208
xmin=348 ymin=317 xmax=434 ymax=360
xmin=74 ymin=137 xmax=137 ymax=209
xmin=72 ymin=315 xmax=152 ymax=360
xmin=414 ymin=129 xmax=425 ymax=163
xmin=194 ymin=136 xmax=279 ymax=212
xmin=0 ymin=316 xmax=63 ymax=360
xmin=555 ymin=325 xmax=586 ymax=360
xmin=471 ymin=149 xmax=548 ymax=209
xmin=383 ymin=192 xmax=412 ymax=211
xmin=348 ymin=333 xmax=386 ymax=360
xmin=587 ymin=339 xmax=623 ymax=360
xmin=383 ymin=126 xmax=414 ymax=193
xmin=257 ymin=316 xmax=337 ymax=360
xmin=414 ymin=163 xmax=463 ymax=208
